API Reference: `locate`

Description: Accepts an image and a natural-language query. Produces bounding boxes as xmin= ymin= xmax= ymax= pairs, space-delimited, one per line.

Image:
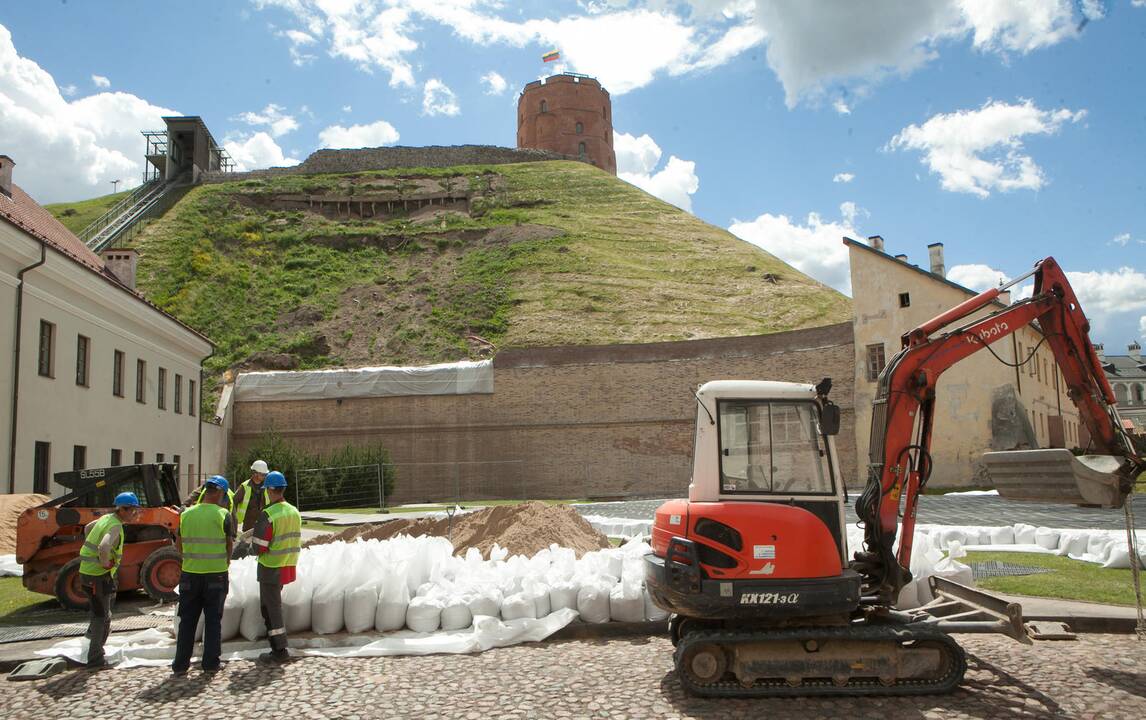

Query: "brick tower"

xmin=517 ymin=73 xmax=616 ymax=175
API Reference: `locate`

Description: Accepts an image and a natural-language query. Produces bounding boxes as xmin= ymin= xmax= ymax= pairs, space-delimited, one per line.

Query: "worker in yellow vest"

xmin=77 ymin=492 xmax=141 ymax=669
xmin=252 ymin=471 xmax=301 ymax=663
xmin=231 ymin=459 xmax=270 ymax=558
xmin=172 ymin=476 xmax=235 ymax=676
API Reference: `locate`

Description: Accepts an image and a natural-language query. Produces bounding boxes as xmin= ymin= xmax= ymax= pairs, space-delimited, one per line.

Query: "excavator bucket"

xmin=982 ymin=448 xmax=1130 ymax=508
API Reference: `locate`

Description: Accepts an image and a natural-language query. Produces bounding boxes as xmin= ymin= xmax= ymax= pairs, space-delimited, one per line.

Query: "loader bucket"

xmin=982 ymin=448 xmax=1130 ymax=508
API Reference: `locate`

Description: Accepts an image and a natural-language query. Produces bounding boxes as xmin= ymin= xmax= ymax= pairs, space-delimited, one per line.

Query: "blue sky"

xmin=1 ymin=1 xmax=1143 ymax=347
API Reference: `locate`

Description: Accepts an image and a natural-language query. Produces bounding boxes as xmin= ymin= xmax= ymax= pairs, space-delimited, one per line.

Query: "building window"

xmin=136 ymin=359 xmax=147 ymax=403
xmin=898 ymin=293 xmax=911 ymax=308
xmin=578 ymin=142 xmax=586 ymax=158
xmin=113 ymin=350 xmax=125 ymax=396
xmin=1035 ymin=355 xmax=1041 ymax=382
xmin=158 ymin=368 xmax=167 ymax=410
xmin=575 ymin=121 xmax=583 ymax=134
xmin=174 ymin=374 xmax=183 ymax=414
xmin=540 ymin=99 xmax=548 ymax=113
xmin=76 ymin=335 xmax=90 ymax=387
xmin=1136 ymin=385 xmax=1145 ymax=404
xmin=133 ymin=451 xmax=144 ymax=465
xmin=111 ymin=448 xmax=122 ymax=466
xmin=189 ymin=379 xmax=197 ymax=417
xmin=33 ymin=441 xmax=50 ymax=494
xmin=865 ymin=343 xmax=887 ymax=382
xmin=38 ymin=320 xmax=55 ymax=377
xmin=173 ymin=454 xmax=181 ymax=476
xmin=156 ymin=453 xmax=165 ymax=463
xmin=73 ymin=445 xmax=86 ymax=471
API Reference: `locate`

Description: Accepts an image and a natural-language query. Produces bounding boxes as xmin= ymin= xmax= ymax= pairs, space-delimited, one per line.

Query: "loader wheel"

xmin=54 ymin=558 xmax=89 ymax=611
xmin=140 ymin=546 xmax=182 ymax=603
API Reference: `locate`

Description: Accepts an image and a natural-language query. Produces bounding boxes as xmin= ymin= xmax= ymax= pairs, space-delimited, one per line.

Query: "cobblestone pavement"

xmin=576 ymin=495 xmax=1146 ymax=530
xmin=7 ymin=634 xmax=1145 ymax=719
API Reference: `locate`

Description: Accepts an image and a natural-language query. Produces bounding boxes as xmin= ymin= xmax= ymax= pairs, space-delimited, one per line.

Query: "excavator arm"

xmin=853 ymin=257 xmax=1144 ymax=604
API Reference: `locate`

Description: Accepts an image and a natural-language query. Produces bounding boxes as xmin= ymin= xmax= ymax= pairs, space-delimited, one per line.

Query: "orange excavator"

xmin=645 ymin=256 xmax=1144 ymax=696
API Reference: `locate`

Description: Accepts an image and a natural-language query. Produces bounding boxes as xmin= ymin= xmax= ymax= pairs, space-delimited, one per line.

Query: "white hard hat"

xmin=250 ymin=459 xmax=269 ymax=474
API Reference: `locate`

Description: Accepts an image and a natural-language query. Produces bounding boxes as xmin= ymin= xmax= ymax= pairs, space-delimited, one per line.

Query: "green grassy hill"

xmin=45 ymin=190 xmax=130 ymax=234
xmin=48 ymin=161 xmax=851 ymax=385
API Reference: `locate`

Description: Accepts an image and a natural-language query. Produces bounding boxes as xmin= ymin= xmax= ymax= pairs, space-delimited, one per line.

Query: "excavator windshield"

xmin=717 ymin=400 xmax=834 ymax=496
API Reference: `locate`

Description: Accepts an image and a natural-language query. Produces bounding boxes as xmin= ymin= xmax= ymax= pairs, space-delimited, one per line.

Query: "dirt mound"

xmin=0 ymin=494 xmax=50 ymax=554
xmin=306 ymin=501 xmax=610 ymax=558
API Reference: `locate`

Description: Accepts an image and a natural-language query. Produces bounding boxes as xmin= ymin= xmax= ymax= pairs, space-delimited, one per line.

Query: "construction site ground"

xmin=2 ymin=632 xmax=1143 ymax=719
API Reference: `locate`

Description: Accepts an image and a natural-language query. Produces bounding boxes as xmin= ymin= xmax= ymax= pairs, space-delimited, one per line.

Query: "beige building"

xmin=846 ymin=236 xmax=1081 ymax=488
xmin=1 ymin=155 xmax=216 ymax=496
xmin=1100 ymin=343 xmax=1146 ymax=434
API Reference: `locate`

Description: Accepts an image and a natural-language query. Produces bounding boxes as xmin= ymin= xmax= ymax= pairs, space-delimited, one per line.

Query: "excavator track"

xmin=673 ymin=623 xmax=966 ymax=698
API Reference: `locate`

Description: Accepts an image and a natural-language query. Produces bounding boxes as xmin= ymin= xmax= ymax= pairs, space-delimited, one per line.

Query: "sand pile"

xmin=0 ymin=494 xmax=50 ymax=554
xmin=307 ymin=501 xmax=611 ymax=557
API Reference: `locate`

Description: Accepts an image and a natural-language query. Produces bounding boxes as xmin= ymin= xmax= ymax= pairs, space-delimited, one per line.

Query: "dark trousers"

xmin=259 ymin=581 xmax=288 ymax=654
xmin=172 ymin=572 xmax=229 ymax=672
xmin=81 ymin=574 xmax=116 ymax=666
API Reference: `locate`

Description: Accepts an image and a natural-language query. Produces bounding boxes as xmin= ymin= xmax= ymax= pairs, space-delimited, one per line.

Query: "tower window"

xmin=575 ymin=122 xmax=583 ymax=134
xmin=540 ymin=100 xmax=548 ymax=113
xmin=578 ymin=142 xmax=586 ymax=158
xmin=898 ymin=292 xmax=911 ymax=308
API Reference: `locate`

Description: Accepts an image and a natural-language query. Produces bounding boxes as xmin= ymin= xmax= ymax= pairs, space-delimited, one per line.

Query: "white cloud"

xmin=728 ymin=202 xmax=863 ymax=293
xmin=254 ymin=2 xmax=763 ymax=95
xmin=832 ymin=172 xmax=854 ymax=184
xmin=233 ymin=103 xmax=298 ymax=137
xmin=341 ymin=104 xmax=352 ymax=112
xmin=422 ymin=78 xmax=460 ymax=116
xmin=832 ymin=98 xmax=851 ymax=115
xmin=317 ymin=119 xmax=400 ymax=148
xmin=1065 ymin=268 xmax=1146 ymax=316
xmin=888 ymin=99 xmax=1086 ymax=197
xmin=948 ymin=263 xmax=1006 ymax=291
xmin=614 ymin=131 xmax=700 ymax=212
xmin=480 ymin=70 xmax=508 ymax=95
xmin=1080 ymin=0 xmax=1106 ymax=21
xmin=224 ymin=131 xmax=302 ymax=171
xmin=0 ymin=25 xmax=177 ymax=202
xmin=1110 ymin=232 xmax=1132 ymax=247
xmin=60 ymin=83 xmax=76 ymax=97
xmin=280 ymin=28 xmax=318 ymax=65
xmin=91 ymin=74 xmax=110 ymax=88
xmin=752 ymin=0 xmax=1092 ymax=107
xmin=1134 ymin=0 xmax=1146 ymax=7
xmin=1140 ymin=315 xmax=1146 ymax=337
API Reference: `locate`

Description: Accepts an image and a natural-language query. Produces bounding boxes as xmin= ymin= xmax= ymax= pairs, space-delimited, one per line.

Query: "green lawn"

xmin=968 ymin=551 xmax=1142 ymax=606
xmin=44 ymin=190 xmax=131 ymax=234
xmin=0 ymin=577 xmax=61 ymax=624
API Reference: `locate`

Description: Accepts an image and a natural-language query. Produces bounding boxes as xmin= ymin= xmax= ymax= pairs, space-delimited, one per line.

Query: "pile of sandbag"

xmin=222 ymin=534 xmax=667 ymax=642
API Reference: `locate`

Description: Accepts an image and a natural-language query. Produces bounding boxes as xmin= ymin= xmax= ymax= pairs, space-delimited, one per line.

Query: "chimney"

xmin=1094 ymin=343 xmax=1105 ymax=362
xmin=868 ymin=235 xmax=885 ymax=252
xmin=100 ymin=248 xmax=139 ymax=290
xmin=894 ymin=253 xmax=908 ymax=262
xmin=1130 ymin=342 xmax=1142 ymax=362
xmin=0 ymin=155 xmax=14 ymax=198
xmin=927 ymin=242 xmax=945 ymax=278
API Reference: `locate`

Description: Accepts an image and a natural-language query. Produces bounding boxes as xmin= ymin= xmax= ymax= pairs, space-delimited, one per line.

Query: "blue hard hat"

xmin=263 ymin=471 xmax=287 ymax=489
xmin=206 ymin=475 xmax=229 ymax=493
xmin=114 ymin=492 xmax=141 ymax=508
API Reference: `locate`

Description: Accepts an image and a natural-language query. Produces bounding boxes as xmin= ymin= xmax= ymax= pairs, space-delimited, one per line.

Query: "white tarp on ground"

xmin=234 ymin=359 xmax=493 ymax=402
xmin=0 ymin=554 xmax=22 ymax=577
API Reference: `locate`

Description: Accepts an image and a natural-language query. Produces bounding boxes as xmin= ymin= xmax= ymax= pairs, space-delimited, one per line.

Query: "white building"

xmin=1 ymin=155 xmax=215 ymax=496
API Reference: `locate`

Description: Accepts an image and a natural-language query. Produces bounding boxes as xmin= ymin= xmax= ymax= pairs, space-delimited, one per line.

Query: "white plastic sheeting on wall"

xmin=234 ymin=359 xmax=494 ymax=402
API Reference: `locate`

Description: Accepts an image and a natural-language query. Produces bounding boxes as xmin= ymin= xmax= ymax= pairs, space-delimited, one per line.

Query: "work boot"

xmin=257 ymin=650 xmax=290 ymax=664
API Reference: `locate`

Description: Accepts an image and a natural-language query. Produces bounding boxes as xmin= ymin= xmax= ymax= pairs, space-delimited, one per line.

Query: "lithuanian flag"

xmin=542 ymin=50 xmax=560 ymax=63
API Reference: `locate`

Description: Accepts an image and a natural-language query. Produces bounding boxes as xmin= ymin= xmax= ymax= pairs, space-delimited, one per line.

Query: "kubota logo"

xmin=964 ymin=320 xmax=1009 ymax=345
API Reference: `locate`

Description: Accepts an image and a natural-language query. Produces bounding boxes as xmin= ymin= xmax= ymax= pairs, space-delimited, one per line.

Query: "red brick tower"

xmin=517 ymin=73 xmax=616 ymax=175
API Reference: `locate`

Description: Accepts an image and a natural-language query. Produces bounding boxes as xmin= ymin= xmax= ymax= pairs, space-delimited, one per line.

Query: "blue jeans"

xmin=172 ymin=572 xmax=229 ymax=672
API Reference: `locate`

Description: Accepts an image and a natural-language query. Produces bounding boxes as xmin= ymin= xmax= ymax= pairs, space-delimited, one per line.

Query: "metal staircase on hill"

xmin=78 ymin=172 xmax=192 ymax=252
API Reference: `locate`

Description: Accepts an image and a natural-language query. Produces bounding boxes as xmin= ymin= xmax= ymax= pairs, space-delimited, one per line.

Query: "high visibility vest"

xmin=257 ymin=501 xmax=301 ymax=570
xmin=79 ymin=513 xmax=124 ymax=577
xmin=179 ymin=503 xmax=230 ymax=574
xmin=234 ymin=480 xmax=267 ymax=526
xmin=196 ymin=486 xmax=235 ymax=514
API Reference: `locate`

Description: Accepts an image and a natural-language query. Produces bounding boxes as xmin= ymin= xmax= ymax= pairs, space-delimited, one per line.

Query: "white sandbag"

xmin=1034 ymin=528 xmax=1060 ymax=550
xmin=924 ymin=542 xmax=973 ymax=604
xmin=465 ymin=588 xmax=501 ymax=618
xmin=344 ymin=584 xmax=381 ymax=634
xmin=239 ymin=591 xmax=266 ymax=641
xmin=909 ymin=546 xmax=945 ymax=606
xmin=523 ymin=579 xmax=550 ymax=618
xmin=173 ymin=613 xmax=205 ymax=642
xmin=1014 ymin=524 xmax=1037 ymax=545
xmin=441 ymin=597 xmax=474 ymax=631
xmin=549 ymin=581 xmax=579 ymax=612
xmin=1059 ymin=531 xmax=1088 ymax=557
xmin=376 ymin=574 xmax=410 ymax=632
xmin=644 ymin=589 xmax=669 ymax=621
xmin=989 ymin=526 xmax=1014 ymax=545
xmin=500 ymin=592 xmax=536 ymax=621
xmin=282 ymin=582 xmax=313 ymax=634
xmin=406 ymin=595 xmax=443 ymax=633
xmin=312 ymin=588 xmax=346 ymax=635
xmin=577 ymin=583 xmax=611 ymax=624
xmin=938 ymin=529 xmax=967 ymax=547
xmin=221 ymin=593 xmax=243 ymax=641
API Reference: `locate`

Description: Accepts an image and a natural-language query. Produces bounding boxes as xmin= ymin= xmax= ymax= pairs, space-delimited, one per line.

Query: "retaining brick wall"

xmin=230 ymin=323 xmax=858 ymax=504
